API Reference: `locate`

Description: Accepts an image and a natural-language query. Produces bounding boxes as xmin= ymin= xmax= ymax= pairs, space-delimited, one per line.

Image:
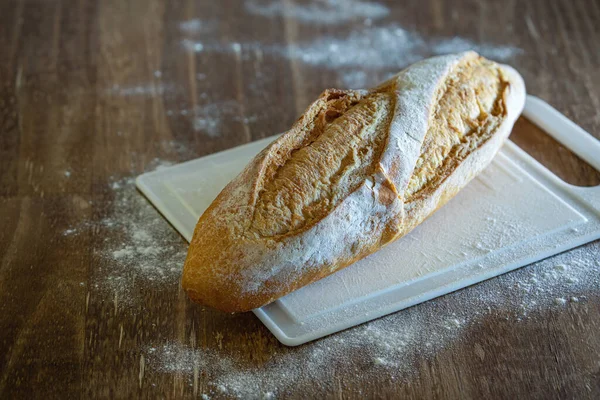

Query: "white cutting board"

xmin=137 ymin=96 xmax=600 ymax=346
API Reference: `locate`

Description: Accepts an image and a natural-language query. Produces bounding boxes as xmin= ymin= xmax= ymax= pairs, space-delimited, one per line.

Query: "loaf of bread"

xmin=183 ymin=51 xmax=526 ymax=312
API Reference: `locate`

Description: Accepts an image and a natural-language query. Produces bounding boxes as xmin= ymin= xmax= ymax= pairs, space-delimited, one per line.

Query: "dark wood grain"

xmin=1 ymin=0 xmax=599 ymax=398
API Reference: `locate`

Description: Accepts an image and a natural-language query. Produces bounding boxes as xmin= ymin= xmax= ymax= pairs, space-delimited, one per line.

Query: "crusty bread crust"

xmin=182 ymin=52 xmax=526 ymax=312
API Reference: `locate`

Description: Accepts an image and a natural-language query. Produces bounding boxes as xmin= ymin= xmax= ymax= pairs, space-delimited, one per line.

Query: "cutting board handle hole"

xmin=510 ymin=117 xmax=600 ymax=187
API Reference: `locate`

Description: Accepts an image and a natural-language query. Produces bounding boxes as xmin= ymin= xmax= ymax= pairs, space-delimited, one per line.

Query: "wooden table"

xmin=1 ymin=0 xmax=599 ymax=398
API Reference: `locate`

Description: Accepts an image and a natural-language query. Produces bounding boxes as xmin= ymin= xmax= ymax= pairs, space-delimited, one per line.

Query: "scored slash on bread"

xmin=182 ymin=51 xmax=526 ymax=312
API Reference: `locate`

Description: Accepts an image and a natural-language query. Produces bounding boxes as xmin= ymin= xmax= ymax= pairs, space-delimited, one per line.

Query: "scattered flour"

xmin=112 ymin=247 xmax=135 ymax=259
xmin=191 ymin=101 xmax=242 ymax=137
xmin=244 ymin=0 xmax=390 ymax=24
xmin=86 ymin=161 xmax=187 ymax=305
xmin=60 ymin=158 xmax=187 ymax=307
xmin=431 ymin=36 xmax=522 ymax=62
xmin=151 ymin=159 xmax=175 ymax=171
xmin=142 ymin=242 xmax=598 ymax=397
xmin=105 ymin=83 xmax=174 ymax=97
xmin=100 ymin=7 xmax=523 ymax=139
xmin=158 ymin=140 xmax=199 ymax=159
xmin=285 ymin=25 xmax=424 ymax=69
xmin=339 ymin=70 xmax=368 ymax=89
xmin=178 ymin=19 xmax=218 ymax=34
xmin=63 ymin=150 xmax=598 ymax=396
xmin=172 ymin=101 xmax=263 ymax=137
xmin=179 ymin=19 xmax=203 ymax=33
xmin=178 ymin=22 xmax=521 ymax=89
xmin=64 ymin=4 xmax=593 ymax=396
xmin=182 ymin=39 xmax=205 ymax=53
xmin=553 ymin=297 xmax=567 ymax=305
xmin=139 ymin=243 xmax=600 ymax=398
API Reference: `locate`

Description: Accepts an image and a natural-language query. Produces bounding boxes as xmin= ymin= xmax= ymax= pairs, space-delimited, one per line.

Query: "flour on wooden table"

xmin=181 ymin=39 xmax=205 ymax=53
xmin=179 ymin=21 xmax=521 ymax=90
xmin=95 ymin=174 xmax=186 ymax=303
xmin=179 ymin=19 xmax=204 ymax=34
xmin=105 ymin=83 xmax=174 ymax=97
xmin=244 ymin=0 xmax=390 ymax=24
xmin=191 ymin=101 xmax=248 ymax=137
xmin=60 ymin=158 xmax=187 ymax=306
xmin=431 ymin=36 xmax=522 ymax=62
xmin=144 ymin=242 xmax=598 ymax=398
xmin=164 ymin=101 xmax=262 ymax=138
xmin=101 ymin=9 xmax=523 ymax=141
xmin=178 ymin=18 xmax=218 ymax=34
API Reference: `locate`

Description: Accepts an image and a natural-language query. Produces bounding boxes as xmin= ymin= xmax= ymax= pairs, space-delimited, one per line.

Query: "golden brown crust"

xmin=251 ymin=89 xmax=395 ymax=238
xmin=406 ymin=57 xmax=509 ymax=200
xmin=182 ymin=52 xmax=526 ymax=312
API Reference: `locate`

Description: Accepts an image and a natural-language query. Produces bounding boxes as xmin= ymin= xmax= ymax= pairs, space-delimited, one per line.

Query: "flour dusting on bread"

xmin=183 ymin=52 xmax=526 ymax=312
